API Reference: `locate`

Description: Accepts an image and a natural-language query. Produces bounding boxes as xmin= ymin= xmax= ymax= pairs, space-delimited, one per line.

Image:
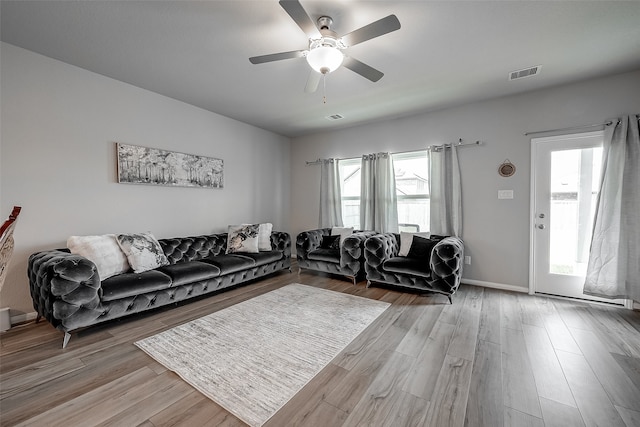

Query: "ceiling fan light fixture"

xmin=306 ymin=45 xmax=344 ymax=74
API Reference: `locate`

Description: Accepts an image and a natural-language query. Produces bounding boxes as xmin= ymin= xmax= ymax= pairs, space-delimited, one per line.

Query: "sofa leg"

xmin=62 ymin=332 xmax=71 ymax=349
xmin=366 ymin=281 xmax=371 ymax=288
xmin=447 ymin=295 xmax=453 ymax=304
xmin=35 ymin=314 xmax=42 ymax=324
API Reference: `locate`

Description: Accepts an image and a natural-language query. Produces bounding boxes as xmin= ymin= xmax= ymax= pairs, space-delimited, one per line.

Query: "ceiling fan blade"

xmin=304 ymin=71 xmax=321 ymax=93
xmin=249 ymin=50 xmax=305 ymax=64
xmin=279 ymin=0 xmax=321 ymax=39
xmin=341 ymin=15 xmax=401 ymax=47
xmin=342 ymin=57 xmax=384 ymax=82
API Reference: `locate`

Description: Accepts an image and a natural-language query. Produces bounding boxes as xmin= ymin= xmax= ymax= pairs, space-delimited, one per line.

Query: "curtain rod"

xmin=524 ymin=120 xmax=616 ymax=136
xmin=305 ymin=139 xmax=481 ymax=165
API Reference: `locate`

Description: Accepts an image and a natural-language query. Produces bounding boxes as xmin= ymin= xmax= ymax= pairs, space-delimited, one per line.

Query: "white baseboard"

xmin=461 ymin=279 xmax=528 ymax=293
xmin=10 ymin=311 xmax=38 ymax=326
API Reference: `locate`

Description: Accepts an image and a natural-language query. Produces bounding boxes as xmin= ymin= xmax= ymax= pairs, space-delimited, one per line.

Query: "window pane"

xmin=339 ymin=158 xmax=361 ymax=228
xmin=549 ymin=147 xmax=603 ymax=275
xmin=393 ymin=151 xmax=429 ymax=232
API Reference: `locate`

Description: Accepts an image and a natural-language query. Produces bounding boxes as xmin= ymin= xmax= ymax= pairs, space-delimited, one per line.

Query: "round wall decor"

xmin=498 ymin=160 xmax=516 ymax=177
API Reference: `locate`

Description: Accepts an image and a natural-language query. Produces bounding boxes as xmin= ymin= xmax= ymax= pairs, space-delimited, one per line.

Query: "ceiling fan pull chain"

xmin=323 ymin=73 xmax=327 ymax=104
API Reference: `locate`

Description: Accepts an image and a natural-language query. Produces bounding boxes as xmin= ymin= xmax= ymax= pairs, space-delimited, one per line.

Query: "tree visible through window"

xmin=338 ymin=151 xmax=429 ymax=231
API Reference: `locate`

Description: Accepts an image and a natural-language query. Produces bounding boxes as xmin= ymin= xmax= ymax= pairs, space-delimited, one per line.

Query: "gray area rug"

xmin=135 ymin=283 xmax=390 ymax=427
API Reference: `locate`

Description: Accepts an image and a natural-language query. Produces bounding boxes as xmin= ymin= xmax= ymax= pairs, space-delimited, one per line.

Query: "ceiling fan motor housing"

xmin=306 ymin=16 xmax=345 ymax=74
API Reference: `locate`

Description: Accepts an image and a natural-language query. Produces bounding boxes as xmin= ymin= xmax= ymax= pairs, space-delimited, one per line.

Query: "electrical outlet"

xmin=464 ymin=256 xmax=471 ymax=265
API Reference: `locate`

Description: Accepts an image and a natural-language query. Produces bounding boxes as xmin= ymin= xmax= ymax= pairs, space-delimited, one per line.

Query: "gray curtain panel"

xmin=584 ymin=115 xmax=640 ymax=301
xmin=360 ymin=153 xmax=398 ymax=232
xmin=429 ymin=145 xmax=462 ymax=237
xmin=318 ymin=158 xmax=344 ymax=228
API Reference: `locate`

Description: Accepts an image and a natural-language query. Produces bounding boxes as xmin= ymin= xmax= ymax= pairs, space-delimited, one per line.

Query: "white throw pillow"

xmin=331 ymin=226 xmax=354 ymax=246
xmin=227 ymin=224 xmax=260 ymax=254
xmin=257 ymin=223 xmax=273 ymax=251
xmin=67 ymin=234 xmax=130 ymax=280
xmin=116 ymin=232 xmax=169 ymax=273
xmin=398 ymin=231 xmax=431 ymax=257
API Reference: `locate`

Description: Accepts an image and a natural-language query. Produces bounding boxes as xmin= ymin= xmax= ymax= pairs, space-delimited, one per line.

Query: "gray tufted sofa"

xmin=28 ymin=231 xmax=291 ymax=348
xmin=296 ymin=228 xmax=377 ymax=284
xmin=364 ymin=234 xmax=464 ymax=303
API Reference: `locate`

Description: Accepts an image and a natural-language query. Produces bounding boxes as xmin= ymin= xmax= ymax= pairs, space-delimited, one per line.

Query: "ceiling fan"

xmin=249 ymin=0 xmax=401 ymax=93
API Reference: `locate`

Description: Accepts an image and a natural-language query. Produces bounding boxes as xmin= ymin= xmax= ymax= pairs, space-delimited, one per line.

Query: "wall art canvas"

xmin=117 ymin=143 xmax=223 ymax=189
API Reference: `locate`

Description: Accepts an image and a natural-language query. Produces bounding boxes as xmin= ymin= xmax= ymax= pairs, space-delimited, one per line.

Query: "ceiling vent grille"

xmin=509 ymin=65 xmax=541 ymax=81
xmin=326 ymin=114 xmax=344 ymax=121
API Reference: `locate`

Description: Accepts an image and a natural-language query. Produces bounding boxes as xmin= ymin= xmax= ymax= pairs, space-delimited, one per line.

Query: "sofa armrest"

xmin=341 ymin=231 xmax=378 ymax=270
xmin=430 ymin=237 xmax=464 ymax=292
xmin=28 ymin=250 xmax=102 ymax=332
xmin=295 ymin=228 xmax=330 ymax=261
xmin=270 ymin=231 xmax=292 ymax=258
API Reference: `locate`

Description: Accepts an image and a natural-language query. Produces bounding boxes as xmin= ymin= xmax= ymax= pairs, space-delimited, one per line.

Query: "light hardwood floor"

xmin=2 ymin=262 xmax=640 ymax=426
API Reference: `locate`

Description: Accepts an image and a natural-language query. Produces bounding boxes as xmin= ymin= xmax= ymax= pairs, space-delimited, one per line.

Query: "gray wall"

xmin=290 ymin=69 xmax=640 ymax=291
xmin=1 ymin=43 xmax=291 ymax=316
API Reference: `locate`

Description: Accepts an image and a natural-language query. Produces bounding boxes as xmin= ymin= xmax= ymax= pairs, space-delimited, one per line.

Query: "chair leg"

xmin=62 ymin=332 xmax=71 ymax=349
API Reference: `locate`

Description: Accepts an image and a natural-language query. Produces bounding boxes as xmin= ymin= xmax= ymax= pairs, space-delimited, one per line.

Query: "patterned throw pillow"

xmin=320 ymin=234 xmax=341 ymax=250
xmin=116 ymin=232 xmax=169 ymax=273
xmin=227 ymin=224 xmax=260 ymax=254
xmin=67 ymin=234 xmax=130 ymax=280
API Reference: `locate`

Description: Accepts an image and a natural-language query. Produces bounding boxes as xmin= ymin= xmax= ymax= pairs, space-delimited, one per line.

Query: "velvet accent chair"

xmin=296 ymin=228 xmax=378 ymax=285
xmin=364 ymin=233 xmax=464 ymax=303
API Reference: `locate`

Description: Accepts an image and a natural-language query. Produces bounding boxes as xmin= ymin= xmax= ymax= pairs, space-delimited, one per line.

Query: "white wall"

xmin=0 ymin=43 xmax=291 ymax=316
xmin=290 ymin=69 xmax=640 ymax=291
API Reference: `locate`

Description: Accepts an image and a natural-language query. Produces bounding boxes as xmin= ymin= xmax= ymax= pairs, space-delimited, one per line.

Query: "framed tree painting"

xmin=117 ymin=143 xmax=223 ymax=189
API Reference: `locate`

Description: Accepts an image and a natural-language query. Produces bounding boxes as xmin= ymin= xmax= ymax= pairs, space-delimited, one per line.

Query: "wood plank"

xmin=395 ymin=303 xmax=443 ymax=357
xmin=535 ymin=297 xmax=582 ymax=355
xmin=403 ymin=320 xmax=457 ymax=400
xmin=14 ymin=367 xmax=159 ymax=426
xmin=381 ymin=391 xmax=429 ymax=427
xmin=539 ymin=397 xmax=585 ymax=427
xmin=266 ymin=362 xmax=348 ymax=426
xmin=504 ymin=407 xmax=544 ymax=427
xmin=501 ymin=327 xmax=542 ymax=418
xmin=423 ymin=355 xmax=473 ymax=427
xmin=517 ymin=294 xmax=544 ymax=327
xmin=522 ymin=324 xmax=576 ymax=407
xmin=569 ymin=327 xmax=640 ymax=411
xmin=465 ymin=339 xmax=503 ymax=427
xmin=556 ymin=350 xmax=627 ymax=427
xmin=501 ymin=292 xmax=523 ymax=331
xmin=478 ymin=287 xmax=501 ymax=345
xmin=342 ymin=351 xmax=414 ymax=426
xmin=612 ymin=353 xmax=640 ymax=391
xmin=616 ymin=405 xmax=640 ymax=427
xmin=447 ymin=285 xmax=483 ymax=361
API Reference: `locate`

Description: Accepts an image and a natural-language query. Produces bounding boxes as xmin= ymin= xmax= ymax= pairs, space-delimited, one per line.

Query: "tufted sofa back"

xmin=159 ymin=235 xmax=227 ymax=264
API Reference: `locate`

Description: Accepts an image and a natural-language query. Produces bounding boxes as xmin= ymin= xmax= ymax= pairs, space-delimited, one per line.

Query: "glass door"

xmin=531 ymin=131 xmax=624 ymax=304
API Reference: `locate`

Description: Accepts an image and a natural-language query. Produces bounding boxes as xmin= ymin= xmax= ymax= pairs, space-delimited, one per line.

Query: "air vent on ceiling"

xmin=326 ymin=114 xmax=344 ymax=121
xmin=509 ymin=65 xmax=541 ymax=81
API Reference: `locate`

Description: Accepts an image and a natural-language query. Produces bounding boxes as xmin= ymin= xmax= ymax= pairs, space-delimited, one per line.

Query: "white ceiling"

xmin=2 ymin=1 xmax=640 ymax=138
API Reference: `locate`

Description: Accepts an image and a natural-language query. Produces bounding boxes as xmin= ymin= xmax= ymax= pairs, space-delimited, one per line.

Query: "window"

xmin=393 ymin=151 xmax=429 ymax=232
xmin=339 ymin=158 xmax=361 ymax=229
xmin=338 ymin=151 xmax=430 ymax=231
